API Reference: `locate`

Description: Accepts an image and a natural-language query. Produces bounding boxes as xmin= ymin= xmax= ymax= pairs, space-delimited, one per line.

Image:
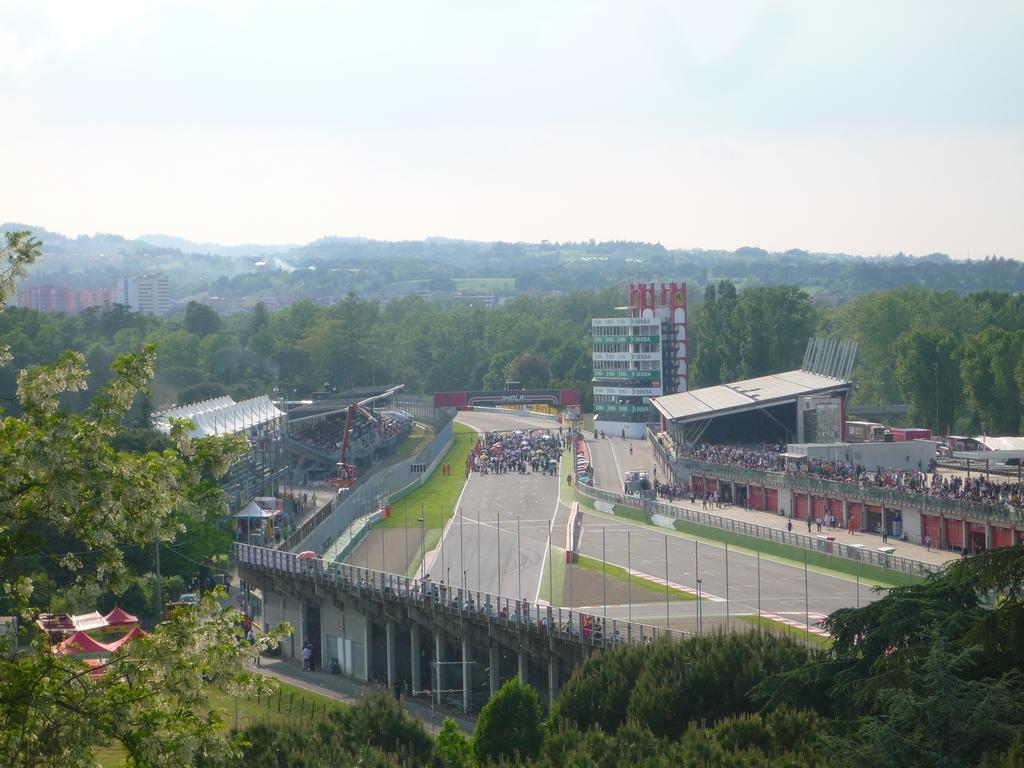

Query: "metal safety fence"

xmin=575 ymin=481 xmax=942 ymax=577
xmin=236 ymin=542 xmax=693 ymax=650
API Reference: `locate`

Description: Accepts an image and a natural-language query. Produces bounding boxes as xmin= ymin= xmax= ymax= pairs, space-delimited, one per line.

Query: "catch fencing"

xmin=575 ymin=481 xmax=941 ymax=578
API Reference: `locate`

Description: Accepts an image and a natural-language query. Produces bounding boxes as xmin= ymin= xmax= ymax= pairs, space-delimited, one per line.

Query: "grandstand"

xmin=651 ymin=338 xmax=856 ymax=447
xmin=152 ymin=395 xmax=288 ymax=511
xmin=284 ymin=385 xmax=415 ymax=483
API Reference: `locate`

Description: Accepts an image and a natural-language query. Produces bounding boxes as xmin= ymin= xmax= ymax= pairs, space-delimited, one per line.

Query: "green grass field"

xmin=380 ymin=422 xmax=475 ymax=530
xmin=376 ymin=422 xmax=476 ymax=576
xmin=453 ymin=277 xmax=515 ymax=292
xmin=574 ymin=554 xmax=698 ymax=602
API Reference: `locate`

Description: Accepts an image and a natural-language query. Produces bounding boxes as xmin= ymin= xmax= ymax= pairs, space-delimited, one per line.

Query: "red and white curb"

xmin=625 ymin=569 xmax=727 ymax=602
xmin=757 ymin=611 xmax=830 ymax=638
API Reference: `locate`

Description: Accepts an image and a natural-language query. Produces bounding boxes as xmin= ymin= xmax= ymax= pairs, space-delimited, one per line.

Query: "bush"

xmin=473 ymin=678 xmax=543 ymax=765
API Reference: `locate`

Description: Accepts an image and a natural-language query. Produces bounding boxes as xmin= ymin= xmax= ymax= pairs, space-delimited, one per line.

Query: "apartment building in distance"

xmin=15 ymin=285 xmax=117 ymax=314
xmin=116 ymin=274 xmax=171 ymax=315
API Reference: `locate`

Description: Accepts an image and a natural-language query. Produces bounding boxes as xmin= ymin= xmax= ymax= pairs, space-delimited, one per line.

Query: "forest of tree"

xmin=3 ymin=279 xmax=1024 ymax=436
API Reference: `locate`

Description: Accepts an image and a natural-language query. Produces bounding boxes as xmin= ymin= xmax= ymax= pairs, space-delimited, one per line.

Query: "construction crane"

xmin=326 ymin=400 xmax=380 ymax=490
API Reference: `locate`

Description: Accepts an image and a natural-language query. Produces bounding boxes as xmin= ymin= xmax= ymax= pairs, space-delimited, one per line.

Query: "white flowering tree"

xmin=0 ymin=232 xmax=290 ymax=767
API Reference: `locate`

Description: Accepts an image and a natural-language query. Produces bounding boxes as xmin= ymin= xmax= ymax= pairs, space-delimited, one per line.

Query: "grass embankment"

xmin=385 ymin=423 xmax=434 ymax=466
xmin=574 ymin=491 xmax=921 ymax=589
xmin=737 ymin=614 xmax=833 ymax=648
xmin=574 ymin=554 xmax=698 ymax=602
xmin=375 ymin=421 xmax=476 ymax=576
xmin=95 ymin=679 xmax=343 ymax=767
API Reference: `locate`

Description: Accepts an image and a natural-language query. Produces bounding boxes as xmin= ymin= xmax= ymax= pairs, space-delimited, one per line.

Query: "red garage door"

xmin=847 ymin=503 xmax=864 ymax=531
xmin=765 ymin=489 xmax=779 ymax=513
xmin=750 ymin=486 xmax=764 ymax=510
xmin=827 ymin=498 xmax=843 ymax=524
xmin=795 ymin=494 xmax=809 ymax=520
xmin=706 ymin=479 xmax=718 ymax=496
xmin=921 ymin=514 xmax=943 ymax=546
xmin=812 ymin=496 xmax=827 ymax=521
xmin=945 ymin=518 xmax=965 ymax=549
xmin=1017 ymin=529 xmax=1024 ymax=545
xmin=692 ymin=477 xmax=704 ymax=495
xmin=992 ymin=527 xmax=1014 ymax=548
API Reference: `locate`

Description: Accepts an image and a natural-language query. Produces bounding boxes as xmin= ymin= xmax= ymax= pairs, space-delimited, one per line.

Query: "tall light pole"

xmin=459 ymin=507 xmax=465 ymax=591
xmin=933 ymin=361 xmax=940 ymax=434
xmin=418 ymin=517 xmax=426 ymax=580
xmin=517 ymin=517 xmax=523 ymax=602
xmin=627 ymin=529 xmax=632 ymax=624
xmin=602 ymin=527 xmax=607 ymax=624
xmin=497 ymin=510 xmax=502 ymax=598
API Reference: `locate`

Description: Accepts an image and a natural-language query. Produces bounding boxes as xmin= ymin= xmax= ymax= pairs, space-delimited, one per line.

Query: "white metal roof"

xmin=152 ymin=395 xmax=284 ymax=437
xmin=651 ymin=369 xmax=851 ymax=423
xmin=974 ymin=436 xmax=1024 ymax=452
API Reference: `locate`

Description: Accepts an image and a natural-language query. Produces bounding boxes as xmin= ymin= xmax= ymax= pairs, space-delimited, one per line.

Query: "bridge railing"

xmin=236 ymin=542 xmax=694 ymax=650
xmin=575 ymin=482 xmax=942 ymax=578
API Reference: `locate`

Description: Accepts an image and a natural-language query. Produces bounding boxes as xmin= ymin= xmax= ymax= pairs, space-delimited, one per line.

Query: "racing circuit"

xmin=424 ymin=410 xmax=879 ymax=634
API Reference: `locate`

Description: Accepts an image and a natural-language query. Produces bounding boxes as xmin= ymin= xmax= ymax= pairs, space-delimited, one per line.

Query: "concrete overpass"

xmin=237 ymin=543 xmax=689 ymax=713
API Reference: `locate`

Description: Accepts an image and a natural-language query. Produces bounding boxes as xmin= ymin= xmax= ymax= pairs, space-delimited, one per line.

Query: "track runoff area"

xmin=383 ymin=410 xmax=881 ymax=639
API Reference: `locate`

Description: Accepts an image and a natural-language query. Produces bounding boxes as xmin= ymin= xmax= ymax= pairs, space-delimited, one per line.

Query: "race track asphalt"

xmin=421 ymin=411 xmax=879 ymax=629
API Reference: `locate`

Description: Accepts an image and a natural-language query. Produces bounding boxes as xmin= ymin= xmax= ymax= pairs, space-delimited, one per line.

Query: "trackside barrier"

xmin=290 ymin=417 xmax=455 ymax=554
xmin=575 ymin=482 xmax=942 ymax=578
xmin=236 ymin=542 xmax=694 ymax=651
xmin=565 ymin=502 xmax=581 ymax=564
xmin=321 ymin=511 xmax=382 ymax=563
xmin=471 ymin=405 xmax=560 ymax=422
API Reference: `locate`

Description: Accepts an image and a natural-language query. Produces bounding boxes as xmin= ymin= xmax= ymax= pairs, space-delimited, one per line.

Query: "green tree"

xmin=473 ymin=678 xmax=544 ymax=765
xmin=434 ymin=718 xmax=472 ymax=768
xmin=894 ymin=327 xmax=961 ymax=433
xmin=0 ymin=231 xmax=290 ymax=766
xmin=183 ymin=300 xmax=223 ymax=338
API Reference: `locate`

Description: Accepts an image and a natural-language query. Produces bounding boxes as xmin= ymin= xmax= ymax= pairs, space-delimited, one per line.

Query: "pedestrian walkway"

xmin=253 ymin=656 xmax=476 ymax=735
xmin=595 ymin=435 xmax=960 ymax=568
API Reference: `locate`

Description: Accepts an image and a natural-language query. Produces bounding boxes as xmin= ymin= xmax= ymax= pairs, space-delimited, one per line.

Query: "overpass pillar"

xmin=434 ymin=633 xmax=444 ymax=707
xmin=385 ymin=619 xmax=396 ymax=692
xmin=462 ymin=636 xmax=471 ymax=714
xmin=548 ymin=656 xmax=559 ymax=706
xmin=518 ymin=651 xmax=527 ymax=684
xmin=410 ymin=623 xmax=422 ymax=695
xmin=488 ymin=645 xmax=499 ymax=697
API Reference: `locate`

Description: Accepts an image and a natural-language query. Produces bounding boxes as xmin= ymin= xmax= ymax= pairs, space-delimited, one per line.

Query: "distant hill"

xmin=139 ymin=234 xmax=300 ymax=258
xmin=5 ymin=223 xmax=1021 ymax=308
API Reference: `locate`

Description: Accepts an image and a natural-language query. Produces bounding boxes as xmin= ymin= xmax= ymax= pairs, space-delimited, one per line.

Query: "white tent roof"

xmin=152 ymin=395 xmax=284 ymax=438
xmin=974 ymin=436 xmax=1024 ymax=452
xmin=234 ymin=500 xmax=279 ymax=519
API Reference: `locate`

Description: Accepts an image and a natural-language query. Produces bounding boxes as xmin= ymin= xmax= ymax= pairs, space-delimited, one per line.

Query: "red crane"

xmin=326 ymin=401 xmax=380 ymax=490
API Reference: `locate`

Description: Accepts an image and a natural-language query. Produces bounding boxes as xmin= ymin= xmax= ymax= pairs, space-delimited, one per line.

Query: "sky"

xmin=1 ymin=0 xmax=1022 ymax=257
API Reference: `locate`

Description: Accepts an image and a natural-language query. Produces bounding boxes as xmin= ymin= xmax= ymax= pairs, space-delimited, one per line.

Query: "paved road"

xmin=575 ymin=510 xmax=875 ymax=626
xmin=416 ymin=411 xmax=880 ymax=629
xmin=423 ymin=411 xmax=569 ymax=602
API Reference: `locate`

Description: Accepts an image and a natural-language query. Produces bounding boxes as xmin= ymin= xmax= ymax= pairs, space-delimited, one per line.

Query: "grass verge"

xmin=574 ymin=492 xmax=921 ymax=589
xmin=378 ymin=421 xmax=476 ymax=577
xmin=380 ymin=422 xmax=475 ymax=530
xmin=737 ymin=614 xmax=833 ymax=648
xmin=574 ymin=554 xmax=698 ymax=602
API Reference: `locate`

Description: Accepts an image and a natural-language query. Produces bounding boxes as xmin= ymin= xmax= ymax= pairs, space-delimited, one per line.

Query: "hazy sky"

xmin=1 ymin=1 xmax=1021 ymax=257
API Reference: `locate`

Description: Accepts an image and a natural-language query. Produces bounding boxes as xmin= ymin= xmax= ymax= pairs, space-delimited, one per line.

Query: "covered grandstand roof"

xmin=152 ymin=395 xmax=284 ymax=438
xmin=651 ymin=369 xmax=851 ymax=423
